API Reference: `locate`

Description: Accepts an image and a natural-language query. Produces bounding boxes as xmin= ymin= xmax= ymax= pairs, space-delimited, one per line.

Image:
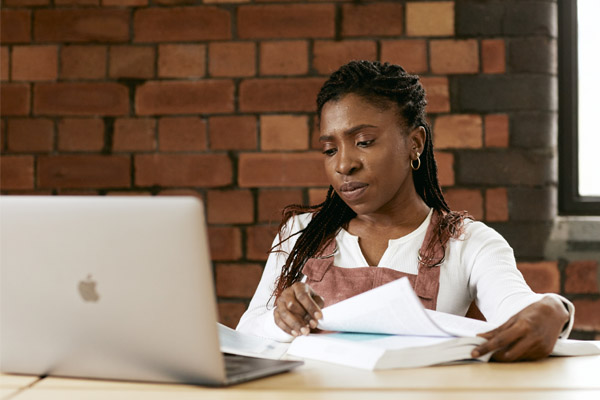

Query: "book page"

xmin=218 ymin=323 xmax=289 ymax=360
xmin=318 ymin=277 xmax=456 ymax=337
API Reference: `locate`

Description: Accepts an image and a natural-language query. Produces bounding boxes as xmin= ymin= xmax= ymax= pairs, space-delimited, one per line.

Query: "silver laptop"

xmin=0 ymin=196 xmax=301 ymax=386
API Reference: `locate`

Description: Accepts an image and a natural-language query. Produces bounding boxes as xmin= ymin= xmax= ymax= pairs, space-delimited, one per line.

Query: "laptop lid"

xmin=0 ymin=196 xmax=297 ymax=385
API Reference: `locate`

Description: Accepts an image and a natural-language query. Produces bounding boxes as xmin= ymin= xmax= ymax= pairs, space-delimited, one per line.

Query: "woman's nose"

xmin=335 ymin=147 xmax=360 ymax=176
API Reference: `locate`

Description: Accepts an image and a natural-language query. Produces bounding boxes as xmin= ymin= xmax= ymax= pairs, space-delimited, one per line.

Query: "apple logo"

xmin=78 ymin=274 xmax=100 ymax=302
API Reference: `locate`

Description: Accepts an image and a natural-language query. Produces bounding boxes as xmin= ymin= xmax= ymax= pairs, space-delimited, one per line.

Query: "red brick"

xmin=239 ymin=152 xmax=328 ymax=188
xmin=7 ymin=118 xmax=54 ymax=152
xmin=205 ymin=0 xmax=249 ymax=3
xmin=482 ymin=39 xmax=506 ymax=74
xmin=485 ymin=188 xmax=509 ymax=222
xmin=238 ymin=4 xmax=334 ymax=39
xmin=103 ymin=0 xmax=147 ymax=5
xmin=109 ymin=46 xmax=154 ymax=79
xmin=0 ymin=84 xmax=30 ymax=116
xmin=565 ymin=260 xmax=599 ymax=294
xmin=208 ymin=226 xmax=242 ymax=261
xmin=61 ymin=46 xmax=107 ymax=80
xmin=113 ymin=118 xmax=156 ymax=152
xmin=239 ymin=78 xmax=325 ymax=112
xmin=216 ymin=263 xmax=263 ymax=298
xmin=485 ymin=114 xmax=509 ymax=148
xmin=0 ymin=46 xmax=10 ymax=81
xmin=209 ymin=116 xmax=257 ymax=150
xmin=381 ymin=40 xmax=428 ymax=74
xmin=261 ymin=115 xmax=308 ymax=151
xmin=136 ymin=80 xmax=234 ymax=115
xmin=153 ymin=0 xmax=197 ymax=4
xmin=134 ymin=7 xmax=231 ymax=42
xmin=38 ymin=155 xmax=130 ymax=189
xmin=260 ymin=41 xmax=308 ymax=76
xmin=55 ymin=0 xmax=99 ymax=5
xmin=158 ymin=44 xmax=206 ymax=79
xmin=4 ymin=0 xmax=49 ymax=5
xmin=57 ymin=118 xmax=104 ymax=152
xmin=207 ymin=190 xmax=254 ymax=224
xmin=258 ymin=189 xmax=303 ymax=223
xmin=444 ymin=188 xmax=483 ymax=220
xmin=217 ymin=302 xmax=247 ymax=329
xmin=342 ymin=3 xmax=404 ymax=37
xmin=308 ymin=188 xmax=329 ymax=206
xmin=12 ymin=45 xmax=58 ymax=82
xmin=0 ymin=156 xmax=34 ymax=190
xmin=572 ymin=299 xmax=600 ymax=331
xmin=1 ymin=120 xmax=5 ymax=151
xmin=158 ymin=117 xmax=206 ymax=152
xmin=247 ymin=225 xmax=278 ymax=261
xmin=313 ymin=40 xmax=377 ymax=75
xmin=1 ymin=10 xmax=31 ymax=44
xmin=1 ymin=47 xmax=9 ymax=81
xmin=516 ymin=262 xmax=560 ymax=294
xmin=134 ymin=154 xmax=232 ymax=187
xmin=431 ymin=40 xmax=479 ymax=74
xmin=434 ymin=151 xmax=454 ymax=187
xmin=434 ymin=115 xmax=482 ymax=149
xmin=406 ymin=1 xmax=454 ymax=37
xmin=34 ymin=83 xmax=129 ymax=116
xmin=209 ymin=42 xmax=255 ymax=78
xmin=34 ymin=9 xmax=129 ymax=42
xmin=420 ymin=77 xmax=449 ymax=113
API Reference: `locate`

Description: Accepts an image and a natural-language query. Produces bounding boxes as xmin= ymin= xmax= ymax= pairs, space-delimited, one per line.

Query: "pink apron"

xmin=301 ymin=212 xmax=445 ymax=310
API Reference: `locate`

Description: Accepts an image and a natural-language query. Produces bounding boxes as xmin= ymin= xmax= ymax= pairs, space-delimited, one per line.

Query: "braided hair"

xmin=272 ymin=61 xmax=467 ymax=299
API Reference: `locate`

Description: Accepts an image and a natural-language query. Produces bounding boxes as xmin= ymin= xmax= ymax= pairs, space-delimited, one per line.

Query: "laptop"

xmin=0 ymin=196 xmax=302 ymax=386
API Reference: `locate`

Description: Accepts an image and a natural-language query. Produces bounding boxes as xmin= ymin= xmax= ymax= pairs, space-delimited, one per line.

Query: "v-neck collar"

xmin=339 ymin=208 xmax=433 ymax=267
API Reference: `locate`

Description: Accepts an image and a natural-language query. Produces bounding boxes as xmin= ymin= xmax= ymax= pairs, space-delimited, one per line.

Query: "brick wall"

xmin=1 ymin=0 xmax=598 ymax=338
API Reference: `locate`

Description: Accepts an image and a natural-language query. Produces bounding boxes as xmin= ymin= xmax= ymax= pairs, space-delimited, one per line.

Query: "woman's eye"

xmin=357 ymin=140 xmax=374 ymax=148
xmin=322 ymin=148 xmax=337 ymax=156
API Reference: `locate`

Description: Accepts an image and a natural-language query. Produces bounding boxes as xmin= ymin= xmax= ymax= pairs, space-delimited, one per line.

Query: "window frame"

xmin=558 ymin=0 xmax=600 ymax=215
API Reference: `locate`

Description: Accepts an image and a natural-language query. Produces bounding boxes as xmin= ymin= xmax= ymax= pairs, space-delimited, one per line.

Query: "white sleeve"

xmin=465 ymin=222 xmax=574 ymax=338
xmin=235 ymin=215 xmax=308 ymax=342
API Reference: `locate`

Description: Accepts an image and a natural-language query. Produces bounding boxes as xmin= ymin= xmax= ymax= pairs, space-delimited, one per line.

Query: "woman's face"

xmin=319 ymin=93 xmax=421 ymax=217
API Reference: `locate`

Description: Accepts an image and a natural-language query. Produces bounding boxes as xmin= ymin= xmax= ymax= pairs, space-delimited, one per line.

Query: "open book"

xmin=222 ymin=278 xmax=600 ymax=370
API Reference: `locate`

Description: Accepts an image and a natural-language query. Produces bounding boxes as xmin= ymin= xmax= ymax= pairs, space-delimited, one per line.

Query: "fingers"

xmin=293 ymin=284 xmax=324 ymax=321
xmin=273 ymin=283 xmax=324 ymax=337
xmin=472 ymin=319 xmax=524 ymax=358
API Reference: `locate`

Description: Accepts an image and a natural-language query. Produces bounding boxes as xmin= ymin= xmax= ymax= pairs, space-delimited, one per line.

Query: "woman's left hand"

xmin=471 ymin=296 xmax=570 ymax=362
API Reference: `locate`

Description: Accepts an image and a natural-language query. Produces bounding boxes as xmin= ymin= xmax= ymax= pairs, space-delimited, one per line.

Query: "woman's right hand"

xmin=274 ymin=282 xmax=325 ymax=337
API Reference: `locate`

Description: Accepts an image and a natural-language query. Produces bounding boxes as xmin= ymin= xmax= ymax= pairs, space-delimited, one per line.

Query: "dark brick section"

xmin=455 ymin=1 xmax=504 ymax=37
xmin=508 ymin=187 xmax=557 ymax=221
xmin=504 ymin=1 xmax=557 ymax=37
xmin=489 ymin=222 xmax=554 ymax=259
xmin=453 ymin=75 xmax=557 ymax=112
xmin=457 ymin=150 xmax=555 ymax=186
xmin=511 ymin=112 xmax=557 ymax=149
xmin=567 ymin=242 xmax=600 ymax=252
xmin=456 ymin=1 xmax=557 ymax=38
xmin=508 ymin=38 xmax=557 ymax=74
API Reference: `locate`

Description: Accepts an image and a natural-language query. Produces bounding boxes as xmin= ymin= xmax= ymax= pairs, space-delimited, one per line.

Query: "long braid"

xmin=273 ymin=61 xmax=467 ymax=299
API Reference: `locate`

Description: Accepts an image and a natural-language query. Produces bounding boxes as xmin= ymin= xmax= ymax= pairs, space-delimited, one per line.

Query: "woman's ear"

xmin=409 ymin=126 xmax=426 ymax=155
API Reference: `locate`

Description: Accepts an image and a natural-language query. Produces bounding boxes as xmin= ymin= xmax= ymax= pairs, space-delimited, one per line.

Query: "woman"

xmin=237 ymin=61 xmax=572 ymax=362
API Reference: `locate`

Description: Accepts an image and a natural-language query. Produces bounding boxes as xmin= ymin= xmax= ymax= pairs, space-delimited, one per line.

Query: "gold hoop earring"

xmin=411 ymin=152 xmax=421 ymax=171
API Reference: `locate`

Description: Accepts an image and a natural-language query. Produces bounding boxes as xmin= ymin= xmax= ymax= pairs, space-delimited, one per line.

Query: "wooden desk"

xmin=0 ymin=373 xmax=41 ymax=399
xmin=6 ymin=355 xmax=600 ymax=400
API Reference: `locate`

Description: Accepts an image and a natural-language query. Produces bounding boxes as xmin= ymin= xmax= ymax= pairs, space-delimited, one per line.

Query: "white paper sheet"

xmin=218 ymin=323 xmax=289 ymax=359
xmin=318 ymin=277 xmax=492 ymax=337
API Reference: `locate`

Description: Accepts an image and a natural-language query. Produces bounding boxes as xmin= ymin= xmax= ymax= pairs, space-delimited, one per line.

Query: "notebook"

xmin=0 ymin=195 xmax=302 ymax=386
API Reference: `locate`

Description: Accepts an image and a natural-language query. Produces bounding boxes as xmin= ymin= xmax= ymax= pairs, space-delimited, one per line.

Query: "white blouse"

xmin=236 ymin=209 xmax=574 ymax=342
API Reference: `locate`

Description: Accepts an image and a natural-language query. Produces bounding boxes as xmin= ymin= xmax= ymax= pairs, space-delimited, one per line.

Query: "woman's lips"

xmin=339 ymin=182 xmax=368 ymax=201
